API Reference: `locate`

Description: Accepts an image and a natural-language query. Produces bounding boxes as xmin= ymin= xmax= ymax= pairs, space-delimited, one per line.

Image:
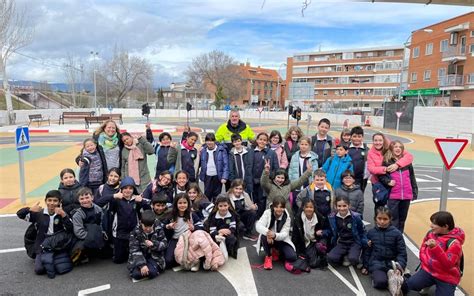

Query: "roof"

xmin=238 ymin=65 xmax=281 ymax=81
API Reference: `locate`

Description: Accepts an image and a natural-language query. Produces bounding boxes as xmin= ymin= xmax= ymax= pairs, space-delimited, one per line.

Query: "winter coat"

xmin=146 ymin=127 xmax=175 ymax=176
xmin=419 ymin=227 xmax=465 ymax=285
xmin=322 ymin=154 xmax=353 ymax=190
xmin=284 ymin=139 xmax=300 ymax=164
xmin=325 ymin=210 xmax=368 ymax=247
xmin=40 ymin=251 xmax=73 ymax=278
xmin=256 ymin=208 xmax=295 ymax=252
xmin=58 ymin=181 xmax=82 ymax=216
xmin=229 ymin=192 xmax=254 ymax=212
xmin=311 ymin=134 xmax=334 ymax=168
xmin=363 ymin=225 xmax=407 ymax=273
xmin=207 ymin=211 xmax=237 ymax=239
xmin=121 ymin=136 xmax=155 ymax=193
xmin=272 ymin=145 xmax=289 ymax=169
xmin=215 ymin=119 xmax=255 ymax=150
xmin=191 ymin=198 xmax=214 ymax=221
xmin=379 ymin=161 xmax=418 ymax=201
xmin=367 ymin=146 xmax=413 ymax=184
xmin=296 ymin=183 xmax=334 ymax=216
xmin=228 ymin=147 xmax=254 ymax=194
xmin=174 ymin=230 xmax=225 ymax=271
xmin=288 ymin=151 xmax=319 ymax=185
xmin=141 ymin=181 xmax=174 ymax=206
xmin=292 ymin=209 xmax=327 ymax=255
xmin=72 ymin=204 xmax=103 ymax=240
xmin=17 ymin=207 xmax=73 ymax=256
xmin=198 ymin=144 xmax=230 ymax=182
xmin=127 ymin=220 xmax=168 ymax=272
xmin=93 ymin=131 xmax=124 ymax=170
xmin=77 ymin=145 xmax=108 ymax=187
xmin=261 ymin=169 xmax=312 ymax=216
xmin=335 ymin=185 xmax=364 ymax=216
xmin=167 ymin=142 xmax=199 ymax=182
xmin=252 ymin=147 xmax=279 ymax=184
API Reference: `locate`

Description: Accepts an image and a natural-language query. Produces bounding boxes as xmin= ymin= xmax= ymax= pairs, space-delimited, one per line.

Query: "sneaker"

xmin=263 ymin=256 xmax=273 ymax=270
xmin=243 ymin=234 xmax=258 ymax=241
xmin=190 ymin=262 xmax=200 ymax=272
xmin=271 ymin=248 xmax=280 ymax=261
xmin=342 ymin=256 xmax=351 ymax=267
xmin=71 ymin=249 xmax=82 ymax=264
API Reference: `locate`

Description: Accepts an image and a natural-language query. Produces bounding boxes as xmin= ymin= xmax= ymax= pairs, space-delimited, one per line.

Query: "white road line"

xmin=470 ymin=192 xmax=474 ymax=194
xmin=77 ymin=284 xmax=111 ymax=296
xmin=218 ymin=247 xmax=258 ymax=296
xmin=349 ymin=265 xmax=366 ymax=296
xmin=411 ymin=197 xmax=473 ymax=204
xmin=0 ymin=247 xmax=25 ymax=254
xmin=0 ymin=214 xmax=17 ymax=218
xmin=456 ymin=187 xmax=471 ymax=192
xmin=328 ymin=264 xmax=360 ymax=295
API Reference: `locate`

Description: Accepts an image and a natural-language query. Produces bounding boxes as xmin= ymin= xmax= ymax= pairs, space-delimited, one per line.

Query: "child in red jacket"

xmin=404 ymin=211 xmax=464 ymax=296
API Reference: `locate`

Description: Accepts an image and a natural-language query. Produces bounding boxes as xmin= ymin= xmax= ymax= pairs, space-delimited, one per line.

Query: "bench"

xmin=84 ymin=115 xmax=115 ymax=129
xmin=28 ymin=114 xmax=50 ymax=127
xmin=107 ymin=113 xmax=123 ymax=124
xmin=59 ymin=111 xmax=94 ymax=125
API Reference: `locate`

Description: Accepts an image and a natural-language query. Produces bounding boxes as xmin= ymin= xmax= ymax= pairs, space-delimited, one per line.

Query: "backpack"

xmin=24 ymin=223 xmax=38 ymax=259
xmin=372 ymin=182 xmax=390 ymax=206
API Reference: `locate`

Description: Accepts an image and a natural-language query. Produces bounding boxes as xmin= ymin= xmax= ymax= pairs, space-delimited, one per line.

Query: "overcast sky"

xmin=6 ymin=0 xmax=472 ymax=86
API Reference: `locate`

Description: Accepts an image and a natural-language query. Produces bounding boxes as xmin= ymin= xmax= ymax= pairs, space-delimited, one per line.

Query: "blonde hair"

xmin=299 ymin=136 xmax=311 ymax=146
xmin=383 ymin=140 xmax=405 ymax=163
xmin=285 ymin=126 xmax=304 ymax=141
xmin=94 ymin=120 xmax=120 ymax=136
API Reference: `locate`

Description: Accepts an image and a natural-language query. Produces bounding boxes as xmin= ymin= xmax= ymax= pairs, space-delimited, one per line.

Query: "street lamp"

xmin=90 ymin=51 xmax=99 ymax=113
xmin=277 ymin=63 xmax=287 ymax=110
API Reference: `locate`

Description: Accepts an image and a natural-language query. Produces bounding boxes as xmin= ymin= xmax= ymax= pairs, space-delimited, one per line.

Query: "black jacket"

xmin=58 ymin=181 xmax=82 ymax=216
xmin=228 ymin=147 xmax=254 ymax=194
xmin=292 ymin=210 xmax=327 ymax=255
xmin=363 ymin=225 xmax=407 ymax=272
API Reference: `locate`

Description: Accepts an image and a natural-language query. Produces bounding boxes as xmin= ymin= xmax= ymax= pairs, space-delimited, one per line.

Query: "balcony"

xmin=442 ymin=45 xmax=467 ymax=62
xmin=439 ymin=75 xmax=464 ymax=90
xmin=466 ymin=74 xmax=474 ymax=89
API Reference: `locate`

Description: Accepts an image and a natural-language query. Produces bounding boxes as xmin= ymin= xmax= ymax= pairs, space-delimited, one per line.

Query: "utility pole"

xmin=90 ymin=51 xmax=99 ymax=113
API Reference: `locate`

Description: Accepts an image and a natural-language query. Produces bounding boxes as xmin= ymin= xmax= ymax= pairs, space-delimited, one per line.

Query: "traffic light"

xmin=141 ymin=103 xmax=150 ymax=116
xmin=295 ymin=107 xmax=302 ymax=121
xmin=186 ymin=102 xmax=192 ymax=112
xmin=288 ymin=105 xmax=294 ymax=115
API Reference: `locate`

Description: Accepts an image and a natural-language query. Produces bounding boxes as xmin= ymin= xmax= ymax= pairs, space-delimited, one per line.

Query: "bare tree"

xmin=63 ymin=53 xmax=82 ymax=107
xmin=186 ymin=50 xmax=245 ymax=107
xmin=96 ymin=48 xmax=153 ymax=107
xmin=0 ymin=0 xmax=33 ymax=124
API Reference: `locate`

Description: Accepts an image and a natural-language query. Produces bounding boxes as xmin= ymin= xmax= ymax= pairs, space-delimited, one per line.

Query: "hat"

xmin=120 ymin=176 xmax=139 ymax=195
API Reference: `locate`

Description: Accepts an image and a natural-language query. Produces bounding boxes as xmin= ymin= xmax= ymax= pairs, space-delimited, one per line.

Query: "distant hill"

xmin=0 ymin=80 xmax=93 ymax=92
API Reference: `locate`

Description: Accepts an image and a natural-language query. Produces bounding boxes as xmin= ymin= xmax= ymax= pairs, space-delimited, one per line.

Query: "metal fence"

xmin=383 ymin=100 xmax=416 ymax=131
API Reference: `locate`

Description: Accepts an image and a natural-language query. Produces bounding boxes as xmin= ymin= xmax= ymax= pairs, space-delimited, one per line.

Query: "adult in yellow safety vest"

xmin=215 ymin=109 xmax=255 ymax=150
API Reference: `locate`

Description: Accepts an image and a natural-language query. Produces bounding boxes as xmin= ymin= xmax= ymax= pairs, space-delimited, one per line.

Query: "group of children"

xmin=15 ymin=117 xmax=464 ymax=296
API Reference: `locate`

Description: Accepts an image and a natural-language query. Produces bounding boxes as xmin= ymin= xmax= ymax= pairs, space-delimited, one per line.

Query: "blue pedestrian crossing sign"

xmin=224 ymin=105 xmax=231 ymax=111
xmin=16 ymin=126 xmax=30 ymax=151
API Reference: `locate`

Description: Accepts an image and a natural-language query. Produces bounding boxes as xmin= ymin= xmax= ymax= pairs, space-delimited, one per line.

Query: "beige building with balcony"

xmin=285 ymin=46 xmax=404 ymax=111
xmin=406 ymin=12 xmax=474 ymax=107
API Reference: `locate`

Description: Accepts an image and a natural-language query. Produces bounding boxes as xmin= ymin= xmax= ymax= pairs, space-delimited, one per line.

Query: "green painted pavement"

xmin=0 ymin=146 xmax=71 ymax=167
xmin=411 ymin=150 xmax=473 ymax=168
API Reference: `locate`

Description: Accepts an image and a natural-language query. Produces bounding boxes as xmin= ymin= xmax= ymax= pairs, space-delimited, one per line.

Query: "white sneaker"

xmin=342 ymin=256 xmax=351 ymax=267
xmin=190 ymin=262 xmax=200 ymax=272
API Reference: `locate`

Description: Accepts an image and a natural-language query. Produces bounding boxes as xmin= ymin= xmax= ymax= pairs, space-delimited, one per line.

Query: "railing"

xmin=439 ymin=74 xmax=464 ymax=87
xmin=442 ymin=45 xmax=467 ymax=59
xmin=465 ymin=74 xmax=474 ymax=85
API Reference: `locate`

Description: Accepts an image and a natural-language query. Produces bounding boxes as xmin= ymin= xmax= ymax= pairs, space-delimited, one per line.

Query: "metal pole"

xmin=259 ymin=112 xmax=262 ymax=126
xmin=439 ymin=165 xmax=450 ymax=211
xmin=19 ymin=150 xmax=26 ymax=205
xmin=396 ymin=117 xmax=400 ymax=134
xmin=93 ymin=70 xmax=97 ymax=113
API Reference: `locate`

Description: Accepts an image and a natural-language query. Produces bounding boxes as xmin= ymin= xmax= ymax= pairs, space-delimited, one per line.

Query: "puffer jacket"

xmin=322 ymin=154 xmax=353 ymax=190
xmin=228 ymin=147 xmax=254 ymax=194
xmin=325 ymin=210 xmax=368 ymax=247
xmin=363 ymin=225 xmax=407 ymax=273
xmin=58 ymin=181 xmax=82 ymax=216
xmin=198 ymin=144 xmax=229 ymax=182
xmin=419 ymin=227 xmax=465 ymax=285
xmin=379 ymin=161 xmax=418 ymax=201
xmin=334 ymin=184 xmax=364 ymax=216
xmin=128 ymin=220 xmax=168 ymax=272
xmin=272 ymin=145 xmax=289 ymax=169
xmin=261 ymin=169 xmax=312 ymax=216
xmin=288 ymin=151 xmax=319 ymax=185
xmin=174 ymin=230 xmax=225 ymax=271
xmin=367 ymin=146 xmax=413 ymax=184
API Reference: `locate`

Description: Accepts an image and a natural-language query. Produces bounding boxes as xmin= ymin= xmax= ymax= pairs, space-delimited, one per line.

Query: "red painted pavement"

xmin=0 ymin=198 xmax=16 ymax=209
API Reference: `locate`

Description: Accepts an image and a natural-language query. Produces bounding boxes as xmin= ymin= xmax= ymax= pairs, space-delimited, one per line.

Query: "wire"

xmin=10 ymin=50 xmax=83 ymax=72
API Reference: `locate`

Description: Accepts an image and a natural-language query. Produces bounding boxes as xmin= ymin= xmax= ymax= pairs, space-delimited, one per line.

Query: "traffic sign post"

xmin=395 ymin=111 xmax=403 ymax=134
xmin=257 ymin=107 xmax=264 ymax=126
xmin=306 ymin=114 xmax=312 ymax=135
xmin=434 ymin=138 xmax=468 ymax=211
xmin=16 ymin=126 xmax=30 ymax=205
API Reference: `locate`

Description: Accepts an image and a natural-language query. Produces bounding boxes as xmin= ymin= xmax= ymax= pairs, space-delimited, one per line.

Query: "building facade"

xmin=407 ymin=12 xmax=474 ymax=107
xmin=286 ymin=46 xmax=404 ymax=111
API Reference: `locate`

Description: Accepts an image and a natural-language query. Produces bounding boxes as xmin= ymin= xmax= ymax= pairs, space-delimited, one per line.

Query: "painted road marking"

xmin=0 ymin=247 xmax=25 ymax=254
xmin=418 ymin=187 xmax=454 ymax=193
xmin=218 ymin=247 xmax=258 ymax=295
xmin=77 ymin=284 xmax=111 ymax=296
xmin=456 ymin=187 xmax=471 ymax=192
xmin=0 ymin=214 xmax=17 ymax=218
xmin=328 ymin=264 xmax=360 ymax=295
xmin=349 ymin=265 xmax=366 ymax=296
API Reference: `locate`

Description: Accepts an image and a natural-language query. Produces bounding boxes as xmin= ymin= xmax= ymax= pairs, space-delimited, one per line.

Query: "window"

xmin=452 ymin=100 xmax=461 ymax=107
xmin=450 ymin=32 xmax=458 ymax=45
xmin=366 ymin=65 xmax=373 ymax=71
xmin=336 ymin=65 xmax=343 ymax=72
xmin=411 ymin=72 xmax=417 ymax=83
xmin=413 ymin=47 xmax=419 ymax=58
xmin=323 ymin=90 xmax=328 ymax=96
xmin=471 ymin=31 xmax=474 ymax=37
xmin=294 ymin=55 xmax=309 ymax=62
xmin=386 ymin=50 xmax=394 ymax=56
xmin=438 ymin=68 xmax=446 ymax=80
xmin=469 ymin=44 xmax=474 ymax=54
xmin=467 ymin=73 xmax=474 ymax=84
xmin=425 ymin=43 xmax=433 ymax=55
xmin=424 ymin=70 xmax=431 ymax=81
xmin=440 ymin=39 xmax=448 ymax=52
xmin=342 ymin=52 xmax=354 ymax=60
xmin=367 ymin=52 xmax=374 ymax=57
xmin=315 ymin=90 xmax=319 ymax=95
xmin=355 ymin=53 xmax=362 ymax=58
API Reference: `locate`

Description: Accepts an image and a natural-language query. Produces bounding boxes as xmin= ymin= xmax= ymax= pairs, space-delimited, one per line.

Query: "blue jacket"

xmin=325 ymin=210 xmax=368 ymax=247
xmin=199 ymin=144 xmax=229 ymax=182
xmin=228 ymin=147 xmax=254 ymax=194
xmin=322 ymin=154 xmax=353 ymax=190
xmin=252 ymin=147 xmax=279 ymax=183
xmin=288 ymin=151 xmax=318 ymax=184
xmin=363 ymin=225 xmax=407 ymax=273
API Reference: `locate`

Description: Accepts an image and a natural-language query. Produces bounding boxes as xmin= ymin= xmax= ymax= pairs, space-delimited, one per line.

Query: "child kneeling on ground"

xmin=128 ymin=210 xmax=168 ymax=280
xmin=207 ymin=195 xmax=239 ymax=259
xmin=17 ymin=190 xmax=74 ymax=278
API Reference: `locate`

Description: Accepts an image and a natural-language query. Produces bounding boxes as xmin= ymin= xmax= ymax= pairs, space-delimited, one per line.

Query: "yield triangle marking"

xmin=434 ymin=139 xmax=468 ymax=170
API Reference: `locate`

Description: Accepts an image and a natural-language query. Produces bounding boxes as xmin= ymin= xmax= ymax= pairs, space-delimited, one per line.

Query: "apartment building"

xmin=407 ymin=12 xmax=474 ymax=107
xmin=286 ymin=46 xmax=404 ymax=110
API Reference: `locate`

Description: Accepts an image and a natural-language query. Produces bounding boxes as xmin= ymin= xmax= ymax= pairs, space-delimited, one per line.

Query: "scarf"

xmin=181 ymin=140 xmax=194 ymax=151
xmin=98 ymin=132 xmax=119 ymax=151
xmin=270 ymin=143 xmax=280 ymax=150
xmin=302 ymin=212 xmax=318 ymax=246
xmin=124 ymin=138 xmax=143 ymax=185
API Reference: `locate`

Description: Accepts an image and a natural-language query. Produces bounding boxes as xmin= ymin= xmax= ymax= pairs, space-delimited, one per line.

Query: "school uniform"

xmin=207 ymin=211 xmax=239 ymax=258
xmin=283 ymin=139 xmax=300 ymax=164
xmin=146 ymin=128 xmax=174 ymax=177
xmin=199 ymin=144 xmax=229 ymax=202
xmin=78 ymin=146 xmax=108 ymax=196
xmin=228 ymin=147 xmax=254 ymax=194
xmin=311 ymin=134 xmax=334 ymax=168
xmin=167 ymin=141 xmax=198 ymax=183
xmin=141 ymin=182 xmax=174 ymax=206
xmin=334 ymin=184 xmax=364 ymax=217
xmin=296 ymin=184 xmax=333 ymax=217
xmin=347 ymin=143 xmax=369 ymax=192
xmin=252 ymin=147 xmax=278 ymax=218
xmin=71 ymin=204 xmax=105 ymax=256
xmin=229 ymin=192 xmax=257 ymax=236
